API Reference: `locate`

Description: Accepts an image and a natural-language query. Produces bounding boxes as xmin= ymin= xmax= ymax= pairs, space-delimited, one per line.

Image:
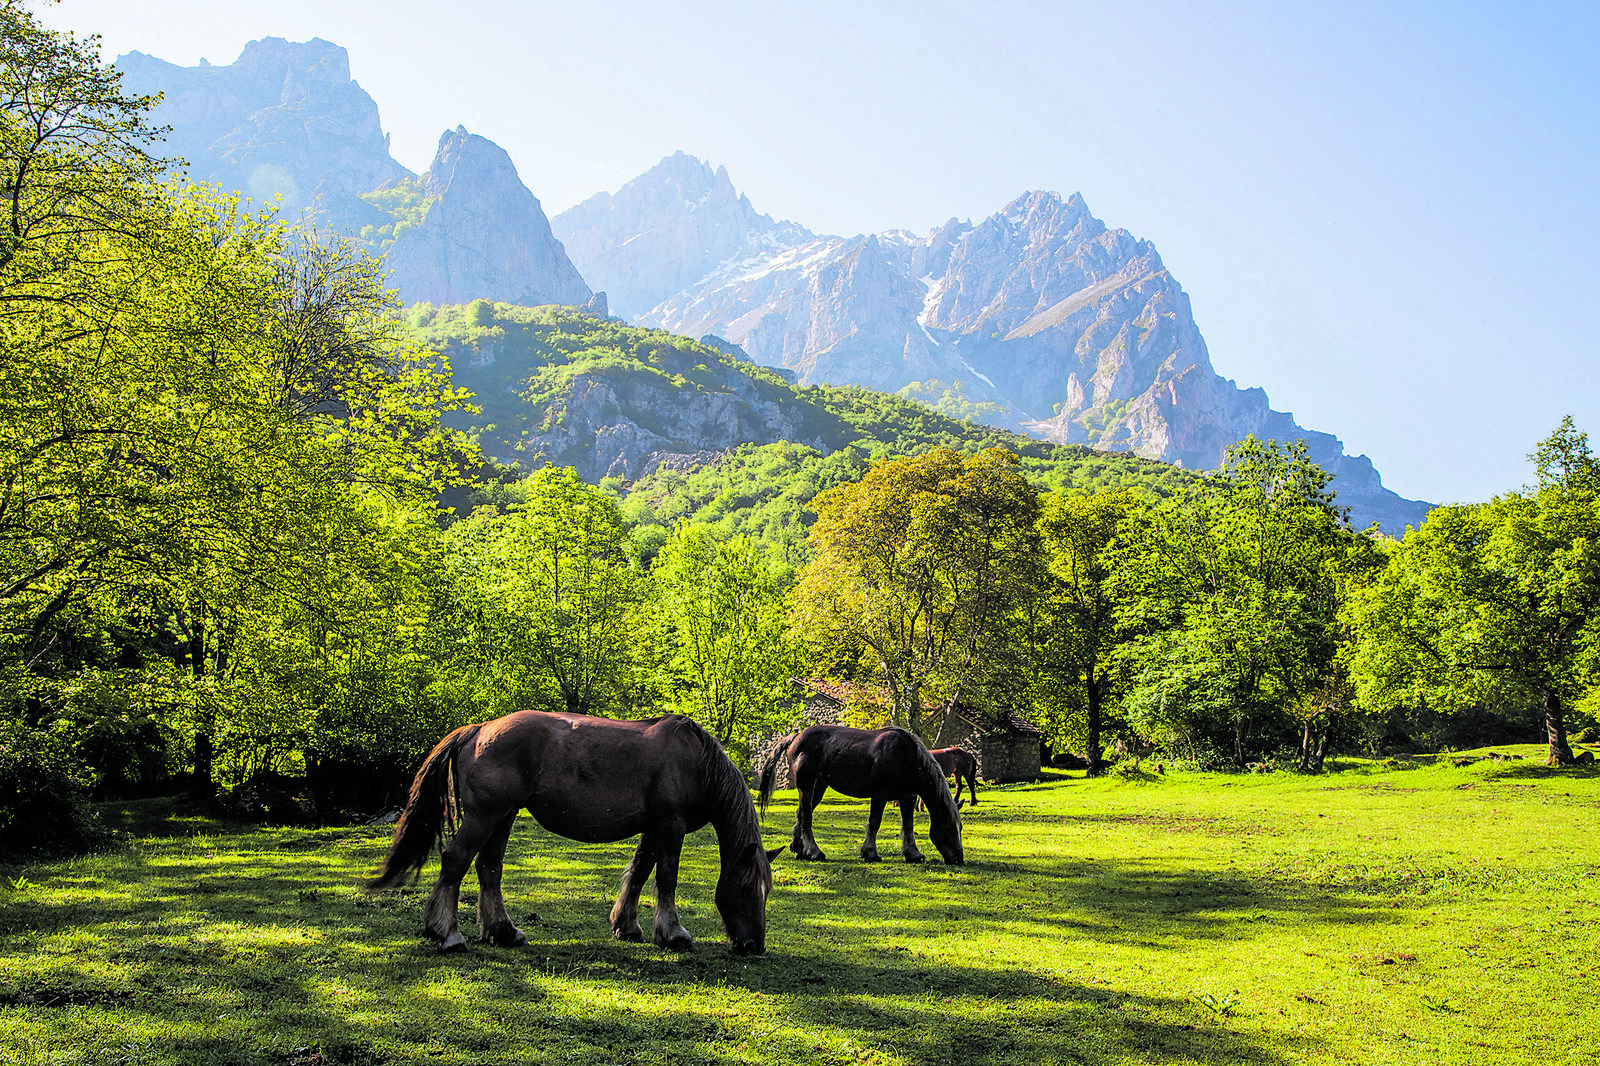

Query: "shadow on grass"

xmin=0 ymin=811 xmax=1356 ymax=1065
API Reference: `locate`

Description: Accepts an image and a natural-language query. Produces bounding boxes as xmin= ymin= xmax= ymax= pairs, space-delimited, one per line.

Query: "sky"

xmin=39 ymin=0 xmax=1600 ymax=505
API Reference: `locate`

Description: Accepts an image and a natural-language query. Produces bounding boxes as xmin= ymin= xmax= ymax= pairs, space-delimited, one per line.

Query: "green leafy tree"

xmin=446 ymin=467 xmax=640 ymax=717
xmin=1117 ymin=438 xmax=1355 ymax=766
xmin=1023 ymin=490 xmax=1141 ymax=772
xmin=791 ymin=447 xmax=1042 ymax=734
xmin=1345 ymin=418 xmax=1600 ymax=765
xmin=0 ymin=3 xmax=476 ymax=806
xmin=649 ymin=523 xmax=794 ymax=760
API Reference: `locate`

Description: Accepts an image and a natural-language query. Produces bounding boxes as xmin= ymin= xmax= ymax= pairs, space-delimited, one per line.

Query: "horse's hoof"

xmin=860 ymin=850 xmax=882 ymax=863
xmin=612 ymin=925 xmax=644 ymax=943
xmin=903 ymin=853 xmax=926 ymax=864
xmin=438 ymin=931 xmax=468 ymax=953
xmin=485 ymin=924 xmax=526 ymax=948
xmin=655 ymin=929 xmax=696 ymax=952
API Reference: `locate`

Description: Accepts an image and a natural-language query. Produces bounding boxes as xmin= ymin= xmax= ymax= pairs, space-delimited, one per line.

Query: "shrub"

xmin=0 ymin=721 xmax=118 ymax=856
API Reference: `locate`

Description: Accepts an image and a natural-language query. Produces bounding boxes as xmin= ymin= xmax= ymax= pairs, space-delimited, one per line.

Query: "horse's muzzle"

xmin=733 ymin=938 xmax=766 ymax=956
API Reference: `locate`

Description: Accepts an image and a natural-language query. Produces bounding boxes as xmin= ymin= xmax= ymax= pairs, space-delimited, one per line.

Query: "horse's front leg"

xmin=897 ymin=795 xmax=926 ymax=863
xmin=610 ymin=837 xmax=658 ymax=942
xmin=860 ymin=797 xmax=887 ymax=862
xmin=649 ymin=831 xmax=695 ymax=952
xmin=474 ymin=811 xmax=526 ymax=948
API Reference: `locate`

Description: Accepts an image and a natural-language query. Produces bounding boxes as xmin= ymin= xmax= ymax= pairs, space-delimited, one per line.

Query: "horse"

xmin=757 ymin=724 xmax=964 ymax=865
xmin=368 ymin=711 xmax=782 ymax=955
xmin=930 ymin=747 xmax=978 ymax=806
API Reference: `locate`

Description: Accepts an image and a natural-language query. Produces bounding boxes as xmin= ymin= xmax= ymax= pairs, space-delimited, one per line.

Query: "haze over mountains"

xmin=117 ymin=37 xmax=1430 ymax=532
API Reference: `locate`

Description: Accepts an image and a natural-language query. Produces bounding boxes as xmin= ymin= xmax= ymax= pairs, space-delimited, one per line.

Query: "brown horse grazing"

xmin=757 ymin=725 xmax=964 ymax=865
xmin=369 ymin=711 xmax=781 ymax=955
xmin=930 ymin=747 xmax=978 ymax=806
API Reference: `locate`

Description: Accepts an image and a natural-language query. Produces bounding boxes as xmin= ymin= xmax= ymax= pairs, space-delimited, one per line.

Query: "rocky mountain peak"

xmin=116 ymin=38 xmax=408 ymax=215
xmin=421 ymin=125 xmax=522 ymax=197
xmin=229 ymin=36 xmax=352 ymax=87
xmin=382 ymin=126 xmax=592 ymax=309
xmin=551 ymin=151 xmax=805 ymax=320
xmin=118 ymin=37 xmax=406 ymax=216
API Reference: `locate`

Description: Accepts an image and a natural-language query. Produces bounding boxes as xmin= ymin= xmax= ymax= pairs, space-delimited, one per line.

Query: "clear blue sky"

xmin=41 ymin=0 xmax=1600 ymax=505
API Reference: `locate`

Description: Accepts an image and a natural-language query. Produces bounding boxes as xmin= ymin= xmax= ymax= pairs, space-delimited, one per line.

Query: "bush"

xmin=0 ymin=721 xmax=119 ymax=856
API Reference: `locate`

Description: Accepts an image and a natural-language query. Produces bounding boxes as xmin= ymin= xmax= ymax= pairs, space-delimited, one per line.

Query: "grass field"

xmin=0 ymin=745 xmax=1596 ymax=1065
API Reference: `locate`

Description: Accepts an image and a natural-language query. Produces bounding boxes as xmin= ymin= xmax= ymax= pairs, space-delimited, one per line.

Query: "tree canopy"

xmin=1344 ymin=418 xmax=1600 ymax=765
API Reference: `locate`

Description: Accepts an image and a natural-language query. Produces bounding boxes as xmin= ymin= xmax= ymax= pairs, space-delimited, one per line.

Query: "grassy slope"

xmin=1 ymin=745 xmax=1594 ymax=1065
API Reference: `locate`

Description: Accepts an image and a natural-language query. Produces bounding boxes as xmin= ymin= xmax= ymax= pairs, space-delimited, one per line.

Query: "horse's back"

xmin=461 ymin=711 xmax=710 ymax=842
xmin=790 ymin=724 xmax=930 ymax=799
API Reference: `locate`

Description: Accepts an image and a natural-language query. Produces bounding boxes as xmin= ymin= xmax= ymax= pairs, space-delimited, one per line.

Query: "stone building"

xmin=931 ymin=706 xmax=1043 ymax=784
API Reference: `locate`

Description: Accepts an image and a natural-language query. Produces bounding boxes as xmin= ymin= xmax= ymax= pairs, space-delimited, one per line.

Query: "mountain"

xmin=116 ymin=38 xmax=409 ymax=216
xmin=116 ymin=46 xmax=593 ymax=312
xmin=560 ymin=159 xmax=1430 ymax=532
xmin=551 ymin=151 xmax=806 ymax=320
xmin=122 ymin=41 xmax=1428 ymax=533
xmin=410 ymin=303 xmax=1193 ymax=550
xmin=378 ymin=127 xmax=594 ymax=310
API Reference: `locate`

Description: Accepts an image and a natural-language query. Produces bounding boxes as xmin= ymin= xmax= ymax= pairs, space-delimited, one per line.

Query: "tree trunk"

xmin=1298 ymin=717 xmax=1327 ymax=773
xmin=1543 ymin=689 xmax=1575 ymax=766
xmin=1085 ymin=673 xmax=1105 ymax=776
xmin=187 ymin=617 xmax=215 ymax=799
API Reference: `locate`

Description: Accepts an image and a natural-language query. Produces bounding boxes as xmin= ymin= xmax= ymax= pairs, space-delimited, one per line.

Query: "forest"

xmin=2 ymin=1 xmax=1598 ymax=861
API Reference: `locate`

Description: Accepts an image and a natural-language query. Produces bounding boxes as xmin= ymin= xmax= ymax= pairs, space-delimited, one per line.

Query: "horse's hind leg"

xmin=610 ymin=837 xmax=657 ymax=942
xmin=649 ymin=830 xmax=694 ymax=952
xmin=896 ymin=795 xmax=926 ymax=863
xmin=860 ymin=797 xmax=887 ymax=862
xmin=425 ymin=813 xmax=499 ymax=952
xmin=790 ymin=773 xmax=828 ymax=861
xmin=474 ymin=811 xmax=526 ymax=948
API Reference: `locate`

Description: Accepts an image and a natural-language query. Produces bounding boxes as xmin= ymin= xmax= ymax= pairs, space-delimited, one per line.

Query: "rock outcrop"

xmin=383 ymin=127 xmax=592 ymax=309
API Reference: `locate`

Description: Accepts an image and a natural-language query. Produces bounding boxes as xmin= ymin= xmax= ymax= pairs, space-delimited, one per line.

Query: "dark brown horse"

xmin=369 ymin=711 xmax=781 ymax=955
xmin=757 ymin=725 xmax=964 ymax=864
xmin=930 ymin=747 xmax=978 ymax=806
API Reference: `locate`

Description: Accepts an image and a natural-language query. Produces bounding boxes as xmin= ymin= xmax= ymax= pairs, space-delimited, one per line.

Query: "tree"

xmin=790 ymin=447 xmax=1042 ymax=734
xmin=649 ymin=523 xmax=794 ymax=760
xmin=1024 ymin=490 xmax=1140 ymax=773
xmin=1117 ymin=438 xmax=1355 ymax=766
xmin=445 ymin=467 xmax=640 ymax=717
xmin=1345 ymin=419 xmax=1600 ymax=765
xmin=0 ymin=3 xmax=477 ymax=804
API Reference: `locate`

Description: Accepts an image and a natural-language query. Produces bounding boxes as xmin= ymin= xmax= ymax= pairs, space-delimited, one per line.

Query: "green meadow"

xmin=1 ymin=747 xmax=1595 ymax=1066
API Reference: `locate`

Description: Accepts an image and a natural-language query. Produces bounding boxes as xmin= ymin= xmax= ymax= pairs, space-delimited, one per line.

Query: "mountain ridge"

xmin=120 ymin=40 xmax=1431 ymax=534
xmin=557 ymin=160 xmax=1430 ymax=531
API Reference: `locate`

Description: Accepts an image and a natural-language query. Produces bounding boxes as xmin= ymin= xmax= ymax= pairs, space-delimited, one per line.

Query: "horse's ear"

xmin=956 ymin=799 xmax=965 ymax=810
xmin=765 ymin=846 xmax=785 ymax=864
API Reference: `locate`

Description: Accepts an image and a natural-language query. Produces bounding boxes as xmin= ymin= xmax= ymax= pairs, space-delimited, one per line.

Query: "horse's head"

xmin=716 ymin=841 xmax=784 ymax=955
xmin=929 ymin=797 xmax=965 ymax=865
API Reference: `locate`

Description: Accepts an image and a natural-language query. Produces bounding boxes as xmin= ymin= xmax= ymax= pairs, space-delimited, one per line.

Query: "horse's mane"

xmin=905 ymin=730 xmax=961 ymax=820
xmin=662 ymin=715 xmax=760 ymax=831
xmin=662 ymin=715 xmax=770 ymax=897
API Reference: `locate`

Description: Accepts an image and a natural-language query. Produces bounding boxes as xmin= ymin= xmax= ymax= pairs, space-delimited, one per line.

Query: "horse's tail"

xmin=366 ymin=724 xmax=478 ymax=889
xmin=756 ymin=733 xmax=794 ymax=816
